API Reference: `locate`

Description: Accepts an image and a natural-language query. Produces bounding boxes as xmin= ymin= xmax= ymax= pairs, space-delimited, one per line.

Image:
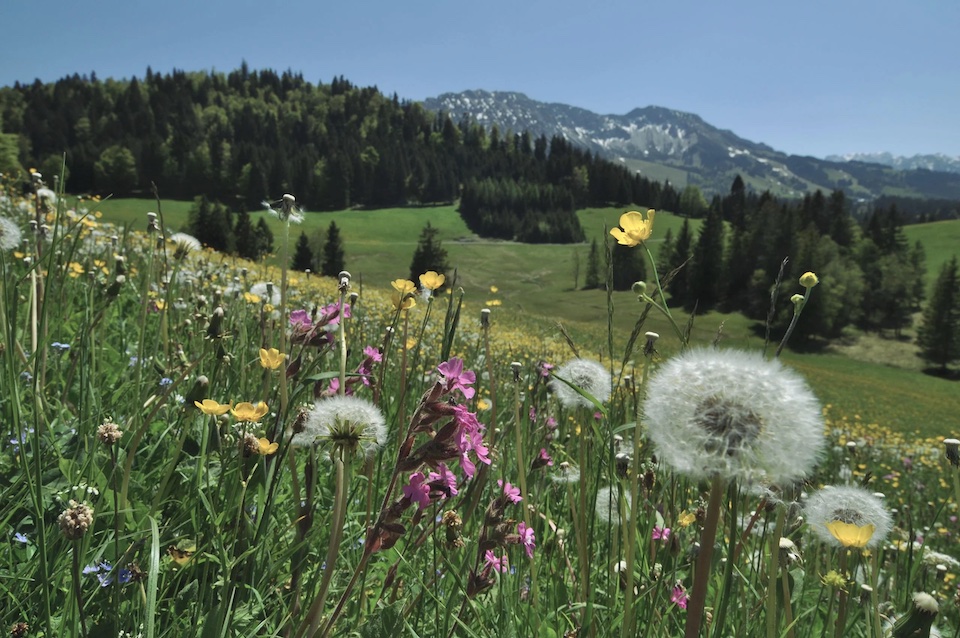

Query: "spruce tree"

xmin=291 ymin=231 xmax=314 ymax=272
xmin=584 ymin=238 xmax=601 ymax=289
xmin=917 ymin=257 xmax=960 ymax=371
xmin=685 ymin=207 xmax=725 ymax=312
xmin=321 ymin=221 xmax=346 ymax=277
xmin=233 ymin=208 xmax=257 ymax=260
xmin=667 ymin=219 xmax=693 ymax=302
xmin=409 ymin=222 xmax=449 ymax=284
xmin=255 ymin=218 xmax=274 ymax=258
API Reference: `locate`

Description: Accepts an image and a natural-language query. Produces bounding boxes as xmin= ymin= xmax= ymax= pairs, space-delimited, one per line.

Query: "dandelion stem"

xmin=301 ymin=448 xmax=352 ymax=638
xmin=833 ymin=551 xmax=849 ymax=638
xmin=685 ymin=476 xmax=725 ymax=638
xmin=780 ymin=569 xmax=796 ymax=638
xmin=765 ymin=507 xmax=787 ymax=638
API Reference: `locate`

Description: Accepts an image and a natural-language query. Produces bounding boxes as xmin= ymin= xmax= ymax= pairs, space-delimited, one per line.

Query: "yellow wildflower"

xmin=231 ymin=401 xmax=269 ymax=422
xmin=259 ymin=348 xmax=286 ymax=370
xmin=489 ymin=285 xmax=499 ymax=293
xmin=243 ymin=292 xmax=262 ymax=304
xmin=610 ymin=209 xmax=655 ymax=246
xmin=821 ymin=570 xmax=847 ymax=590
xmin=677 ymin=511 xmax=697 ymax=528
xmin=419 ymin=271 xmax=445 ymax=291
xmin=391 ymin=279 xmax=417 ymax=311
xmin=826 ymin=521 xmax=875 ymax=548
xmin=194 ymin=399 xmax=231 ymax=416
xmin=256 ymin=438 xmax=279 ymax=455
xmin=800 ymin=272 xmax=819 ymax=288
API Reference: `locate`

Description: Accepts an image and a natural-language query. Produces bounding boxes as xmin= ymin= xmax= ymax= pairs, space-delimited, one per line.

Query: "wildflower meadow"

xmin=2 ymin=179 xmax=959 ymax=638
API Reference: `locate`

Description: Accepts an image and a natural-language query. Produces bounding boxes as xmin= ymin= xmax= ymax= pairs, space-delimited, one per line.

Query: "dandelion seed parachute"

xmin=550 ymin=358 xmax=612 ymax=410
xmin=643 ymin=348 xmax=824 ymax=484
xmin=293 ymin=395 xmax=387 ymax=458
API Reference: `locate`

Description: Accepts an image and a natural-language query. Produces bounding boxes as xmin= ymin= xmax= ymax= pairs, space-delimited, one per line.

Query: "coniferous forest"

xmin=0 ymin=66 xmax=679 ymax=244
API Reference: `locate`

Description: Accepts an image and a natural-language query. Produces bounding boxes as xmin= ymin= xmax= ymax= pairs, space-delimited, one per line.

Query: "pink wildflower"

xmin=437 ymin=357 xmax=476 ymax=400
xmin=427 ymin=463 xmax=459 ymax=498
xmin=402 ymin=472 xmax=432 ymax=510
xmin=498 ymin=479 xmax=522 ymax=504
xmin=289 ymin=309 xmax=312 ymax=328
xmin=671 ymin=584 xmax=689 ymax=609
xmin=452 ymin=404 xmax=490 ymax=477
xmin=653 ymin=526 xmax=671 ymax=542
xmin=484 ymin=550 xmax=509 ymax=574
xmin=517 ymin=522 xmax=536 ymax=558
xmin=363 ymin=345 xmax=383 ymax=362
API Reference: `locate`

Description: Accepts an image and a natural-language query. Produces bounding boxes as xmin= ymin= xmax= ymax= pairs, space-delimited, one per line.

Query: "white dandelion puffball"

xmin=169 ymin=232 xmax=202 ymax=253
xmin=0 ymin=216 xmax=22 ymax=251
xmin=249 ymin=282 xmax=282 ymax=306
xmin=595 ymin=485 xmax=630 ymax=526
xmin=293 ymin=395 xmax=387 ymax=458
xmin=804 ymin=485 xmax=892 ymax=549
xmin=550 ymin=358 xmax=612 ymax=409
xmin=643 ymin=348 xmax=824 ymax=484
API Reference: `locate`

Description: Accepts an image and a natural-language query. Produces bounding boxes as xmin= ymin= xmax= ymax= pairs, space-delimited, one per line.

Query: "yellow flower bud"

xmin=799 ymin=272 xmax=819 ymax=288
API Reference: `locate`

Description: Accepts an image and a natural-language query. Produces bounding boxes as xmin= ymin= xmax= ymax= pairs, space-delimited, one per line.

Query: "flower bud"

xmin=799 ymin=272 xmax=819 ymax=288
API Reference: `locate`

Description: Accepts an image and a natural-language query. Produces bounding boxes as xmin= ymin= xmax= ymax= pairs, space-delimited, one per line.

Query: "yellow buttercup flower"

xmin=677 ymin=511 xmax=697 ymax=528
xmin=194 ymin=399 xmax=231 ymax=416
xmin=609 ymin=209 xmax=656 ymax=246
xmin=256 ymin=438 xmax=279 ymax=455
xmin=231 ymin=401 xmax=269 ymax=422
xmin=243 ymin=292 xmax=262 ymax=304
xmin=259 ymin=348 xmax=286 ymax=370
xmin=391 ymin=279 xmax=417 ymax=311
xmin=800 ymin=271 xmax=819 ymax=289
xmin=419 ymin=271 xmax=445 ymax=291
xmin=826 ymin=521 xmax=875 ymax=548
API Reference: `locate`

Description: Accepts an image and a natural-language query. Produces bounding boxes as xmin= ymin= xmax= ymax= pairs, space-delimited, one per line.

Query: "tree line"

xmin=0 ymin=66 xmax=683 ymax=243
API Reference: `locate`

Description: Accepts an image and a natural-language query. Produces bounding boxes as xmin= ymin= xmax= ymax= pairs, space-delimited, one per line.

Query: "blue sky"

xmin=2 ymin=0 xmax=957 ymax=158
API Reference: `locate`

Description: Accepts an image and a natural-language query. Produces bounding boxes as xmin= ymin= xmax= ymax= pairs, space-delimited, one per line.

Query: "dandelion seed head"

xmin=804 ymin=485 xmax=892 ymax=549
xmin=643 ymin=348 xmax=824 ymax=484
xmin=595 ymin=485 xmax=629 ymax=526
xmin=0 ymin=215 xmax=22 ymax=251
xmin=550 ymin=358 xmax=611 ymax=409
xmin=294 ymin=395 xmax=387 ymax=458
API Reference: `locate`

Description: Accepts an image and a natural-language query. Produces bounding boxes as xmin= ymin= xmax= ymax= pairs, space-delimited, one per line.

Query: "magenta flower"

xmin=484 ymin=550 xmax=509 ymax=574
xmin=402 ymin=472 xmax=431 ymax=510
xmin=498 ymin=479 xmax=522 ymax=504
xmin=671 ymin=585 xmax=689 ymax=609
xmin=289 ymin=309 xmax=312 ymax=328
xmin=528 ymin=407 xmax=537 ymax=422
xmin=653 ymin=526 xmax=671 ymax=542
xmin=538 ymin=448 xmax=553 ymax=466
xmin=363 ymin=345 xmax=383 ymax=363
xmin=538 ymin=361 xmax=554 ymax=377
xmin=427 ymin=463 xmax=459 ymax=498
xmin=437 ymin=357 xmax=476 ymax=400
xmin=452 ymin=404 xmax=490 ymax=477
xmin=546 ymin=416 xmax=558 ymax=430
xmin=517 ymin=522 xmax=536 ymax=558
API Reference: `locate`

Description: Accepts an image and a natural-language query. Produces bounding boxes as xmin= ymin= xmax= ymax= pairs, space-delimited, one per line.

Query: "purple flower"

xmin=363 ymin=345 xmax=382 ymax=363
xmin=402 ymin=472 xmax=432 ymax=510
xmin=427 ymin=463 xmax=459 ymax=498
xmin=653 ymin=526 xmax=671 ymax=542
xmin=452 ymin=405 xmax=490 ymax=478
xmin=289 ymin=309 xmax=312 ymax=328
xmin=538 ymin=361 xmax=555 ymax=377
xmin=437 ymin=357 xmax=476 ymax=400
xmin=671 ymin=585 xmax=688 ymax=609
xmin=484 ymin=550 xmax=509 ymax=574
xmin=517 ymin=522 xmax=536 ymax=558
xmin=498 ymin=479 xmax=522 ymax=504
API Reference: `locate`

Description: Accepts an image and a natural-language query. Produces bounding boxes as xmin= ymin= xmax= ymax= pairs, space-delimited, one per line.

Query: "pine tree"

xmin=291 ymin=231 xmax=314 ymax=272
xmin=255 ymin=218 xmax=274 ymax=258
xmin=321 ymin=221 xmax=345 ymax=277
xmin=233 ymin=208 xmax=257 ymax=260
xmin=917 ymin=257 xmax=960 ymax=371
xmin=584 ymin=238 xmax=601 ymax=289
xmin=409 ymin=222 xmax=449 ymax=284
xmin=685 ymin=207 xmax=725 ymax=312
xmin=611 ymin=242 xmax=646 ymax=291
xmin=667 ymin=219 xmax=693 ymax=302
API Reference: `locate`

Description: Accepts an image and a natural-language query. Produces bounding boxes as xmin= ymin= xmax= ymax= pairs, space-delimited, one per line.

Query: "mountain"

xmin=422 ymin=90 xmax=960 ymax=201
xmin=825 ymin=152 xmax=960 ymax=175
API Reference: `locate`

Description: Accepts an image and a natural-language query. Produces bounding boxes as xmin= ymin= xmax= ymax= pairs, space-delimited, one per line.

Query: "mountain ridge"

xmin=422 ymin=90 xmax=960 ymax=200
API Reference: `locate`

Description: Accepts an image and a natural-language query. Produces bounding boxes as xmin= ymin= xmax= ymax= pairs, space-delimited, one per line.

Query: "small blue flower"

xmin=51 ymin=342 xmax=71 ymax=352
xmin=20 ymin=371 xmax=32 ymax=382
xmin=13 ymin=532 xmax=28 ymax=544
xmin=129 ymin=356 xmax=139 ymax=367
xmin=159 ymin=377 xmax=173 ymax=387
xmin=117 ymin=568 xmax=133 ymax=585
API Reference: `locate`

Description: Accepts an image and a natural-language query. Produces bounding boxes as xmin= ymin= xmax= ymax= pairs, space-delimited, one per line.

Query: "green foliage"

xmin=94 ymin=145 xmax=138 ymax=195
xmin=291 ymin=231 xmax=314 ymax=272
xmin=0 ymin=132 xmax=23 ymax=176
xmin=584 ymin=238 xmax=601 ymax=290
xmin=321 ymin=220 xmax=345 ymax=277
xmin=408 ymin=221 xmax=449 ymax=283
xmin=917 ymin=256 xmax=960 ymax=370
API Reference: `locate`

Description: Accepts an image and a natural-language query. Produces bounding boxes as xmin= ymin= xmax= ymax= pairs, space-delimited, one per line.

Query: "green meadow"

xmin=90 ymin=198 xmax=958 ymax=439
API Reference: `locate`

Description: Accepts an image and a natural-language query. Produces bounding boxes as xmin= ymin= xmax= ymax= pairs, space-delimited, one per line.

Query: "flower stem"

xmin=301 ymin=448 xmax=352 ymax=638
xmin=685 ymin=476 xmax=725 ymax=638
xmin=766 ymin=507 xmax=787 ymax=638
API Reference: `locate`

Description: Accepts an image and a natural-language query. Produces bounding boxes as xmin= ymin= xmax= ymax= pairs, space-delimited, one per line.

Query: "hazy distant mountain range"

xmin=422 ymin=90 xmax=960 ymax=200
xmin=824 ymin=152 xmax=960 ymax=175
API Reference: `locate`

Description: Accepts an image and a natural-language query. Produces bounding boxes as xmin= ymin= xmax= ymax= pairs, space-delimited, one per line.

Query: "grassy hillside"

xmin=86 ymin=197 xmax=960 ymax=438
xmin=904 ymin=218 xmax=960 ymax=288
